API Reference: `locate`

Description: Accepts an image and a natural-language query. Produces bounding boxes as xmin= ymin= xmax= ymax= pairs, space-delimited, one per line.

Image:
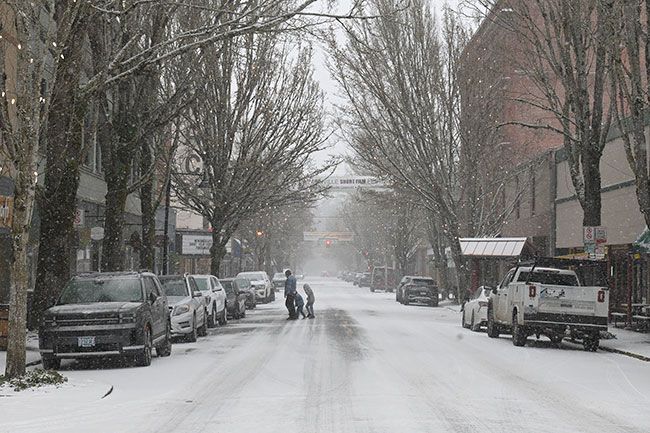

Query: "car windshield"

xmin=236 ymin=279 xmax=249 ymax=289
xmin=194 ymin=278 xmax=208 ymax=291
xmin=517 ymin=272 xmax=579 ymax=286
xmin=239 ymin=272 xmax=264 ymax=280
xmin=57 ymin=278 xmax=143 ymax=305
xmin=412 ymin=279 xmax=434 ymax=286
xmin=159 ymin=278 xmax=189 ymax=296
xmin=273 ymin=273 xmax=285 ymax=279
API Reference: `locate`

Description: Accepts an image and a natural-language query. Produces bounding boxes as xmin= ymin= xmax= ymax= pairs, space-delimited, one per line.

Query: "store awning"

xmin=633 ymin=226 xmax=650 ymax=253
xmin=459 ymin=237 xmax=529 ymax=257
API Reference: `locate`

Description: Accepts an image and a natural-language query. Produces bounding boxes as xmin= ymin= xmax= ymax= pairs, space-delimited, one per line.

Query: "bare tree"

xmin=330 ymin=1 xmax=486 ymax=297
xmin=0 ymin=0 xmax=84 ymax=378
xmin=609 ymin=1 xmax=650 ymax=230
xmin=464 ymin=0 xmax=616 ymax=227
xmin=173 ymin=31 xmax=333 ymax=276
xmin=239 ymin=205 xmax=314 ymax=276
xmin=32 ymin=0 xmax=363 ymax=323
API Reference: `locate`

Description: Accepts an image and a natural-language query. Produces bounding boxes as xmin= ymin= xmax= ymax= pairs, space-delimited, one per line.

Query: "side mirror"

xmin=148 ymin=292 xmax=157 ymax=303
xmin=193 ymin=291 xmax=203 ymax=298
xmin=491 ymin=287 xmax=498 ymax=295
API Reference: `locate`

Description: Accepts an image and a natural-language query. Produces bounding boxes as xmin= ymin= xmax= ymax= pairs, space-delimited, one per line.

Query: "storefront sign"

xmin=181 ymin=234 xmax=213 ymax=255
xmin=0 ymin=195 xmax=13 ymax=229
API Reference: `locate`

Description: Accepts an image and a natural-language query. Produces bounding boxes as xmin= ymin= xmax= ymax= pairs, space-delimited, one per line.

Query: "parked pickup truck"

xmin=487 ymin=265 xmax=609 ymax=351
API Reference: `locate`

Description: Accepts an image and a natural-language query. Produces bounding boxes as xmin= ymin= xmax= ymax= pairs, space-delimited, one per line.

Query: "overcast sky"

xmin=310 ymin=0 xmax=463 ymax=172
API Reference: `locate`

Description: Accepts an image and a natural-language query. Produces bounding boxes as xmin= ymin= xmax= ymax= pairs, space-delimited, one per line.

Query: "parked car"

xmin=235 ymin=277 xmax=256 ymax=309
xmin=272 ymin=272 xmax=287 ymax=291
xmin=38 ymin=271 xmax=172 ymax=369
xmin=461 ymin=286 xmax=492 ymax=331
xmin=358 ymin=272 xmax=372 ymax=288
xmin=159 ymin=274 xmax=208 ymax=342
xmin=191 ymin=274 xmax=227 ymax=327
xmin=396 ymin=276 xmax=436 ymax=303
xmin=488 ymin=264 xmax=609 ymax=351
xmin=220 ymin=278 xmax=248 ymax=319
xmin=400 ymin=277 xmax=438 ymax=306
xmin=236 ymin=271 xmax=274 ymax=303
xmin=370 ymin=267 xmax=396 ymax=292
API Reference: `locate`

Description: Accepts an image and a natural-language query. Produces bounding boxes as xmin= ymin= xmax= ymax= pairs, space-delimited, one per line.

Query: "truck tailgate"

xmin=535 ymin=285 xmax=608 ymax=317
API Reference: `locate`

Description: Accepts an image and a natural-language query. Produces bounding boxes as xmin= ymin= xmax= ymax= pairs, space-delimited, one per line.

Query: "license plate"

xmin=78 ymin=336 xmax=96 ymax=347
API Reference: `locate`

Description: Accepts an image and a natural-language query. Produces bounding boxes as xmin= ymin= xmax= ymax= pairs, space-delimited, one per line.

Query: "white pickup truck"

xmin=487 ymin=266 xmax=609 ymax=351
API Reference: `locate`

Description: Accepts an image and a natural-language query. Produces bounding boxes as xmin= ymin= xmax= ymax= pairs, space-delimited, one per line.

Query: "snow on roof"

xmin=459 ymin=237 xmax=528 ymax=257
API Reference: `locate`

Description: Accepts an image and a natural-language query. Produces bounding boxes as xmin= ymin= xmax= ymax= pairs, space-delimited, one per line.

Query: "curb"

xmin=600 ymin=346 xmax=650 ymax=362
xmin=26 ymin=358 xmax=42 ymax=367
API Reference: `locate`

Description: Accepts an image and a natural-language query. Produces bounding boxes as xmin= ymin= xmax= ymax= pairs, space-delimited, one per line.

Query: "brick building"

xmin=459 ymin=2 xmax=563 ymax=257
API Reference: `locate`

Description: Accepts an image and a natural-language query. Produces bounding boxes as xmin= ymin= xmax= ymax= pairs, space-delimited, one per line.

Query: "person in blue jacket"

xmin=284 ymin=269 xmax=297 ymax=319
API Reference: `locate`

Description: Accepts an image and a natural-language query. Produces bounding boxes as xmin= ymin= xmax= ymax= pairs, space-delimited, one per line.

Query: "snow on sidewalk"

xmin=600 ymin=327 xmax=650 ymax=360
xmin=0 ymin=332 xmax=42 ymax=371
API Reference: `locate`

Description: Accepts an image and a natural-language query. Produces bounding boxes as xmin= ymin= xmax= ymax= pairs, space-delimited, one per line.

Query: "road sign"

xmin=584 ymin=226 xmax=606 ymax=244
xmin=303 ymin=231 xmax=354 ymax=242
xmin=90 ymin=226 xmax=105 ymax=241
xmin=74 ymin=208 xmax=85 ymax=227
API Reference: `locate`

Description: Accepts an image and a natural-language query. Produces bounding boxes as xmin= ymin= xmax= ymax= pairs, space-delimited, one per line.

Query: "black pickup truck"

xmin=39 ymin=271 xmax=172 ymax=369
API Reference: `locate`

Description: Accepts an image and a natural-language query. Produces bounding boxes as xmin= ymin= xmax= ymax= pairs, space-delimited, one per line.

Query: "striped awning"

xmin=459 ymin=238 xmax=528 ymax=257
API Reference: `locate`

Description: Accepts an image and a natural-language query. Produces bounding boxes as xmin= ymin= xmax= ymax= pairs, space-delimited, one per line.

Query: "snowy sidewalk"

xmin=600 ymin=327 xmax=650 ymax=360
xmin=0 ymin=332 xmax=42 ymax=371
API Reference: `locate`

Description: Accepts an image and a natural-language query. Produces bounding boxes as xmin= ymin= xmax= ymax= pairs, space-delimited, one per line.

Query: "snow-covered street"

xmin=3 ymin=277 xmax=650 ymax=433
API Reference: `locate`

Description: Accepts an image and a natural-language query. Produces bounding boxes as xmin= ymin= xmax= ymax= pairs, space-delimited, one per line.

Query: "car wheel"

xmin=270 ymin=290 xmax=276 ymax=302
xmin=549 ymin=334 xmax=563 ymax=347
xmin=486 ymin=307 xmax=499 ymax=338
xmin=583 ymin=334 xmax=599 ymax=352
xmin=187 ymin=315 xmax=198 ymax=342
xmin=156 ymin=322 xmax=172 ymax=357
xmin=218 ymin=306 xmax=228 ymax=326
xmin=42 ymin=355 xmax=61 ymax=370
xmin=135 ymin=325 xmax=153 ymax=367
xmin=198 ymin=310 xmax=208 ymax=336
xmin=208 ymin=305 xmax=217 ymax=328
xmin=462 ymin=310 xmax=470 ymax=329
xmin=241 ymin=304 xmax=246 ymax=318
xmin=512 ymin=312 xmax=527 ymax=347
xmin=403 ymin=298 xmax=409 ymax=305
xmin=470 ymin=311 xmax=481 ymax=332
xmin=370 ymin=288 xmax=375 ymax=292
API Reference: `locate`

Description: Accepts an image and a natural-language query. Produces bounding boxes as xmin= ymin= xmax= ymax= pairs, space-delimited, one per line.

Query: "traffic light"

xmin=325 ymin=239 xmax=333 ymax=247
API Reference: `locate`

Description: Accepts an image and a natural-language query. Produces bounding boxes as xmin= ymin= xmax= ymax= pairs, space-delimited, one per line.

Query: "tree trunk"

xmin=581 ymin=149 xmax=602 ymax=227
xmin=446 ymin=223 xmax=467 ymax=303
xmin=210 ymin=230 xmax=227 ymax=277
xmin=32 ymin=9 xmax=90 ymax=327
xmin=5 ymin=159 xmax=38 ymax=378
xmin=139 ymin=172 xmax=156 ymax=272
xmin=102 ymin=165 xmax=129 ymax=271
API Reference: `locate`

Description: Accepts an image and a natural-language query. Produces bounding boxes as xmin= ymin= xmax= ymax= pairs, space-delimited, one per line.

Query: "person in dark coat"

xmin=294 ymin=292 xmax=306 ymax=319
xmin=303 ymin=284 xmax=315 ymax=318
xmin=284 ymin=269 xmax=297 ymax=319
